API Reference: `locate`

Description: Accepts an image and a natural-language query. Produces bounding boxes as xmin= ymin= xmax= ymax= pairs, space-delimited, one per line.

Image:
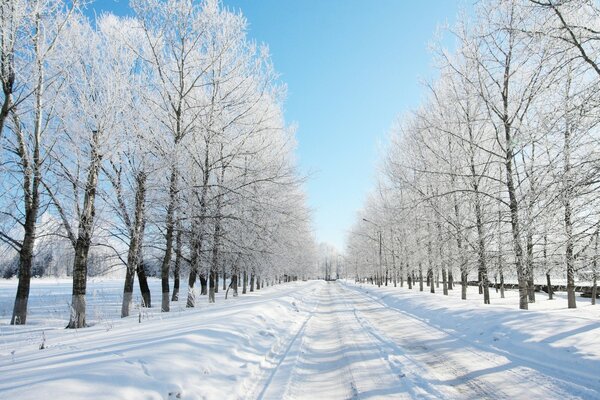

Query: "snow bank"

xmin=0 ymin=280 xmax=323 ymax=400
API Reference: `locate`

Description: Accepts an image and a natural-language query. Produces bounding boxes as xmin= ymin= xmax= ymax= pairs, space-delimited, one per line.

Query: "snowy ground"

xmin=0 ymin=279 xmax=599 ymax=399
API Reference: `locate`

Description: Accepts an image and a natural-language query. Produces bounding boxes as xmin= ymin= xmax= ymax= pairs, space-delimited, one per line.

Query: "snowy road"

xmin=252 ymin=281 xmax=598 ymax=400
xmin=1 ymin=279 xmax=599 ymax=399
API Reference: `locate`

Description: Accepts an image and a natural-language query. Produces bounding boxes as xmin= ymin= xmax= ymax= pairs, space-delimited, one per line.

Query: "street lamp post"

xmin=363 ymin=218 xmax=382 ymax=288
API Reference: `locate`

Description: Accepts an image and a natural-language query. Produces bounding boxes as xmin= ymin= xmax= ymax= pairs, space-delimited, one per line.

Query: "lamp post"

xmin=362 ymin=218 xmax=382 ymax=287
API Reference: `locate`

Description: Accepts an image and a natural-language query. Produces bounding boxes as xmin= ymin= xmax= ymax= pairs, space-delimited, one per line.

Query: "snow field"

xmin=0 ymin=279 xmax=599 ymax=399
xmin=0 ymin=279 xmax=321 ymax=400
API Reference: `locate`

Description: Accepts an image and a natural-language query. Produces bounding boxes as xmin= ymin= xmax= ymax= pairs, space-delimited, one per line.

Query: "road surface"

xmin=251 ymin=281 xmax=595 ymax=400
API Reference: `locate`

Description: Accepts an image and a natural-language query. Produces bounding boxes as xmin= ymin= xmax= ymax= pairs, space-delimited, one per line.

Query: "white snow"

xmin=0 ymin=279 xmax=599 ymax=399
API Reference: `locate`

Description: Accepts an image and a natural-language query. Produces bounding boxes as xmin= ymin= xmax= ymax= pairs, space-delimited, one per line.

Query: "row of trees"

xmin=0 ymin=0 xmax=316 ymax=327
xmin=347 ymin=0 xmax=600 ymax=309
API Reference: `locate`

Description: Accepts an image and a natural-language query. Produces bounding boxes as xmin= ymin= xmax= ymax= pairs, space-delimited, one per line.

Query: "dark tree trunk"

xmin=429 ymin=268 xmax=435 ymax=294
xmin=200 ymin=274 xmax=207 ymax=295
xmin=231 ymin=271 xmax=238 ymax=297
xmin=256 ymin=276 xmax=261 ymax=290
xmin=442 ymin=267 xmax=448 ymax=295
xmin=67 ymin=136 xmax=102 ymax=329
xmin=250 ymin=273 xmax=255 ymax=292
xmin=137 ymin=261 xmax=151 ymax=308
xmin=11 ymin=226 xmax=36 ymax=325
xmin=448 ymin=270 xmax=453 ymax=290
xmin=121 ymin=172 xmax=147 ymax=317
xmin=461 ymin=271 xmax=468 ymax=300
xmin=546 ymin=272 xmax=553 ymax=300
xmin=11 ymin=199 xmax=38 ymax=325
xmin=171 ymin=228 xmax=182 ymax=302
xmin=208 ymin=270 xmax=216 ymax=303
xmin=419 ymin=265 xmax=424 ymax=292
xmin=208 ymin=208 xmax=223 ymax=303
xmin=214 ymin=271 xmax=219 ymax=294
xmin=11 ymin=98 xmax=42 ymax=325
xmin=526 ymin=236 xmax=536 ymax=303
xmin=187 ymin=145 xmax=210 ymax=307
xmin=242 ymin=270 xmax=247 ymax=294
xmin=161 ymin=167 xmax=178 ymax=312
xmin=136 ymin=209 xmax=150 ymax=308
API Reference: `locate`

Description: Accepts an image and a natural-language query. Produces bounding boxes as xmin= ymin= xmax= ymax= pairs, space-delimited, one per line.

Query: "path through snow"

xmin=252 ymin=281 xmax=599 ymax=399
xmin=1 ymin=279 xmax=599 ymax=399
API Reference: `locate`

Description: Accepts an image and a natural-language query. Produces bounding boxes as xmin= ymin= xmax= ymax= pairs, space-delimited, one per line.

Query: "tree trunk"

xmin=0 ymin=67 xmax=13 ymax=140
xmin=69 ymin=236 xmax=92 ymax=329
xmin=186 ymin=268 xmax=197 ymax=308
xmin=468 ymin=139 xmax=489 ymax=305
xmin=592 ymin=275 xmax=597 ymax=306
xmin=137 ymin=261 xmax=151 ymax=308
xmin=593 ymin=233 xmax=599 ymax=305
xmin=11 ymin=191 xmax=39 ymax=325
xmin=242 ymin=270 xmax=247 ymax=294
xmin=200 ymin=274 xmax=207 ymax=295
xmin=526 ymin=235 xmax=536 ymax=303
xmin=250 ymin=273 xmax=255 ymax=292
xmin=565 ymin=201 xmax=576 ymax=308
xmin=161 ymin=167 xmax=178 ymax=312
xmin=461 ymin=271 xmax=468 ymax=300
xmin=429 ymin=269 xmax=435 ymax=294
xmin=546 ymin=272 xmax=553 ymax=300
xmin=67 ymin=134 xmax=102 ymax=329
xmin=121 ymin=262 xmax=135 ymax=319
xmin=256 ymin=276 xmax=261 ymax=290
xmin=442 ymin=267 xmax=448 ymax=296
xmin=11 ymin=228 xmax=36 ymax=325
xmin=214 ymin=271 xmax=219 ymax=294
xmin=419 ymin=265 xmax=424 ymax=292
xmin=171 ymin=228 xmax=182 ymax=302
xmin=503 ymin=112 xmax=528 ymax=310
xmin=121 ymin=172 xmax=147 ymax=317
xmin=10 ymin=56 xmax=43 ymax=325
xmin=231 ymin=271 xmax=238 ymax=297
xmin=478 ymin=270 xmax=483 ymax=295
xmin=208 ymin=270 xmax=216 ymax=303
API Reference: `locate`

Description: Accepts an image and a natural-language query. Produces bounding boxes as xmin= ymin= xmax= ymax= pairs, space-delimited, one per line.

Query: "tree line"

xmin=347 ymin=0 xmax=600 ymax=310
xmin=0 ymin=0 xmax=316 ymax=328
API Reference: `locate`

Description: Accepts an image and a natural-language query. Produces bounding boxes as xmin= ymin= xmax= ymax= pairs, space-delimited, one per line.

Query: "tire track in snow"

xmin=252 ymin=283 xmax=366 ymax=400
xmin=345 ymin=289 xmax=489 ymax=399
xmin=283 ymin=283 xmax=357 ymax=400
xmin=247 ymin=285 xmax=323 ymax=400
xmin=337 ymin=284 xmax=458 ymax=399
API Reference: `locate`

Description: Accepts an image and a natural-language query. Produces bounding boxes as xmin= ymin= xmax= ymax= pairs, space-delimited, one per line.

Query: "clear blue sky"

xmin=90 ymin=0 xmax=464 ymax=251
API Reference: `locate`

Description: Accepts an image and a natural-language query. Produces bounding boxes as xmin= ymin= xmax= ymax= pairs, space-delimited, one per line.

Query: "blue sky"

xmin=90 ymin=0 xmax=463 ymax=251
